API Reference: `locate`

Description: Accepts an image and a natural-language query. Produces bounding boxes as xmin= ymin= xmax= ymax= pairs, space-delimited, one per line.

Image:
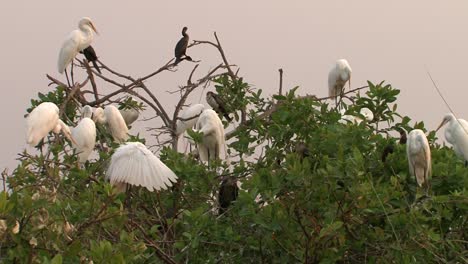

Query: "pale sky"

xmin=1 ymin=1 xmax=468 ymax=170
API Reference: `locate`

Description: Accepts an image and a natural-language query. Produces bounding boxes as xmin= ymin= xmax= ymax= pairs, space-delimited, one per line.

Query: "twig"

xmin=278 ymin=69 xmax=283 ymax=96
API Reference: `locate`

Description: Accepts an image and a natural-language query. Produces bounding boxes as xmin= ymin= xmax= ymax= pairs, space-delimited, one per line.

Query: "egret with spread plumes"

xmin=406 ymin=129 xmax=431 ymax=187
xmin=26 ymin=102 xmax=75 ymax=147
xmin=93 ymin=105 xmax=129 ymax=143
xmin=106 ymin=142 xmax=178 ymax=192
xmin=328 ymin=59 xmax=352 ymax=104
xmin=71 ymin=106 xmax=96 ymax=163
xmin=194 ymin=109 xmax=226 ymax=161
xmin=58 ymin=17 xmax=98 ymax=77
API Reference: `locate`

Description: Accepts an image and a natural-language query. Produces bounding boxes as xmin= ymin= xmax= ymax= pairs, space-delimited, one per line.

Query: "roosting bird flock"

xmin=23 ymin=17 xmax=468 ymax=201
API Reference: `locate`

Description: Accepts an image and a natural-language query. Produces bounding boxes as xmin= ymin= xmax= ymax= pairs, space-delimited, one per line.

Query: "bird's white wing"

xmin=26 ymin=103 xmax=59 ymax=146
xmin=176 ymin=104 xmax=205 ymax=135
xmin=105 ymin=106 xmax=129 ymax=143
xmin=58 ymin=30 xmax=81 ymax=74
xmin=452 ymin=119 xmax=468 ymax=161
xmin=407 ymin=130 xmax=431 ymax=186
xmin=106 ymin=142 xmax=178 ymax=191
xmin=72 ymin=118 xmax=96 ymax=163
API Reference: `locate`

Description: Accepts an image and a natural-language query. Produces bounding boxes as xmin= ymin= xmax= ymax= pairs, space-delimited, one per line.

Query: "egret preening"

xmin=71 ymin=106 xmax=96 ymax=163
xmin=119 ymin=108 xmax=140 ymax=126
xmin=436 ymin=113 xmax=468 ymax=163
xmin=80 ymin=45 xmax=101 ymax=74
xmin=58 ymin=17 xmax=98 ymax=81
xmin=93 ymin=105 xmax=129 ymax=143
xmin=407 ymin=129 xmax=431 ymax=187
xmin=195 ymin=109 xmax=226 ymax=161
xmin=206 ymin=91 xmax=232 ymax=122
xmin=176 ymin=104 xmax=205 ymax=136
xmin=174 ymin=27 xmax=192 ymax=64
xmin=328 ymin=59 xmax=352 ymax=104
xmin=26 ymin=102 xmax=75 ymax=147
xmin=106 ymin=142 xmax=178 ymax=192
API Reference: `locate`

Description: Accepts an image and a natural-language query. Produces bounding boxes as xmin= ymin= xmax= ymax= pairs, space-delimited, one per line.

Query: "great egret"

xmin=80 ymin=45 xmax=101 ymax=74
xmin=436 ymin=113 xmax=468 ymax=163
xmin=71 ymin=106 xmax=96 ymax=163
xmin=328 ymin=59 xmax=352 ymax=102
xmin=174 ymin=27 xmax=192 ymax=64
xmin=206 ymin=92 xmax=232 ymax=122
xmin=218 ymin=177 xmax=239 ymax=215
xmin=340 ymin=107 xmax=373 ymax=124
xmin=195 ymin=109 xmax=226 ymax=161
xmin=119 ymin=108 xmax=140 ymax=126
xmin=106 ymin=142 xmax=178 ymax=192
xmin=176 ymin=104 xmax=205 ymax=136
xmin=26 ymin=102 xmax=74 ymax=147
xmin=58 ymin=17 xmax=98 ymax=75
xmin=407 ymin=129 xmax=431 ymax=187
xmin=93 ymin=105 xmax=129 ymax=143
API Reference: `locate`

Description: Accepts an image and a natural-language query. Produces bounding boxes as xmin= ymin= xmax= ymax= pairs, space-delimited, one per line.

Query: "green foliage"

xmin=3 ymin=80 xmax=468 ymax=263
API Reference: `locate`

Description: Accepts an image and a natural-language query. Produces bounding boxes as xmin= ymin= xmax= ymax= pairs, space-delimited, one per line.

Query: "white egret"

xmin=26 ymin=102 xmax=74 ymax=147
xmin=176 ymin=104 xmax=205 ymax=136
xmin=436 ymin=113 xmax=468 ymax=162
xmin=340 ymin=107 xmax=373 ymax=124
xmin=328 ymin=59 xmax=352 ymax=101
xmin=106 ymin=142 xmax=178 ymax=192
xmin=206 ymin=92 xmax=232 ymax=122
xmin=195 ymin=109 xmax=226 ymax=161
xmin=406 ymin=129 xmax=431 ymax=187
xmin=93 ymin=105 xmax=129 ymax=143
xmin=119 ymin=108 xmax=140 ymax=126
xmin=58 ymin=17 xmax=98 ymax=74
xmin=71 ymin=106 xmax=96 ymax=163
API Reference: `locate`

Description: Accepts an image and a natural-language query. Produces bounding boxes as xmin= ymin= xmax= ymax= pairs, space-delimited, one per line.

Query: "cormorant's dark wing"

xmin=82 ymin=46 xmax=101 ymax=74
xmin=174 ymin=37 xmax=188 ymax=60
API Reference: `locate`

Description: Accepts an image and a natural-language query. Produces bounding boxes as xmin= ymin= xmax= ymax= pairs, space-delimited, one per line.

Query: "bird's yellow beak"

xmin=90 ymin=22 xmax=99 ymax=35
xmin=435 ymin=119 xmax=447 ymax=132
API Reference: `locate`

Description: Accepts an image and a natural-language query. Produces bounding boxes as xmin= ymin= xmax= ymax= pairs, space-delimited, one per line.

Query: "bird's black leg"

xmin=71 ymin=60 xmax=75 ymax=85
xmin=64 ymin=68 xmax=72 ymax=88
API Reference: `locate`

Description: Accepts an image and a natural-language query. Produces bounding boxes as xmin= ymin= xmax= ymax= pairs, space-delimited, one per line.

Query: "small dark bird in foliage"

xmin=206 ymin=91 xmax=232 ymax=122
xmin=295 ymin=142 xmax=310 ymax=160
xmin=218 ymin=177 xmax=238 ymax=215
xmin=381 ymin=144 xmax=395 ymax=162
xmin=398 ymin=128 xmax=407 ymax=144
xmin=80 ymin=45 xmax=101 ymax=73
xmin=174 ymin=26 xmax=192 ymax=65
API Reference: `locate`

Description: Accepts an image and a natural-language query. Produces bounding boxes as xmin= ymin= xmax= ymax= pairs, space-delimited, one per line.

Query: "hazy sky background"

xmin=1 ymin=1 xmax=468 ymax=170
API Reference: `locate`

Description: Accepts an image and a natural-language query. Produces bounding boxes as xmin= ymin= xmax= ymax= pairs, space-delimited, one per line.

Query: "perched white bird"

xmin=106 ymin=142 xmax=178 ymax=192
xmin=93 ymin=105 xmax=129 ymax=143
xmin=195 ymin=109 xmax=226 ymax=161
xmin=436 ymin=113 xmax=468 ymax=162
xmin=72 ymin=106 xmax=96 ymax=163
xmin=406 ymin=129 xmax=431 ymax=187
xmin=328 ymin=59 xmax=352 ymax=99
xmin=176 ymin=104 xmax=205 ymax=136
xmin=26 ymin=102 xmax=74 ymax=147
xmin=119 ymin=108 xmax=140 ymax=126
xmin=58 ymin=17 xmax=98 ymax=74
xmin=340 ymin=108 xmax=373 ymax=124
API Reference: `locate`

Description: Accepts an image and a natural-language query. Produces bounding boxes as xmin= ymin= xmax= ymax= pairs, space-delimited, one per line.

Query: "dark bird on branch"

xmin=206 ymin=91 xmax=232 ymax=122
xmin=174 ymin=27 xmax=192 ymax=65
xmin=80 ymin=45 xmax=101 ymax=74
xmin=397 ymin=128 xmax=407 ymax=145
xmin=382 ymin=128 xmax=407 ymax=162
xmin=218 ymin=177 xmax=239 ymax=215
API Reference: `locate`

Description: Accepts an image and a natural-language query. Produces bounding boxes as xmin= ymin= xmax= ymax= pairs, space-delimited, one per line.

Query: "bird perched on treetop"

xmin=174 ymin=26 xmax=192 ymax=65
xmin=381 ymin=128 xmax=407 ymax=162
xmin=436 ymin=113 xmax=468 ymax=164
xmin=206 ymin=91 xmax=232 ymax=122
xmin=328 ymin=59 xmax=352 ymax=103
xmin=406 ymin=129 xmax=431 ymax=188
xmin=80 ymin=45 xmax=101 ymax=74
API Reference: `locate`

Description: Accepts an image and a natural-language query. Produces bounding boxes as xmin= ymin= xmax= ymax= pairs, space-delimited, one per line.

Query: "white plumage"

xmin=176 ymin=104 xmax=205 ymax=136
xmin=436 ymin=113 xmax=468 ymax=162
xmin=106 ymin=142 xmax=178 ymax=192
xmin=94 ymin=105 xmax=129 ymax=143
xmin=406 ymin=129 xmax=431 ymax=187
xmin=58 ymin=17 xmax=98 ymax=74
xmin=72 ymin=106 xmax=96 ymax=163
xmin=328 ymin=59 xmax=352 ymax=98
xmin=119 ymin=108 xmax=140 ymax=126
xmin=340 ymin=107 xmax=373 ymax=124
xmin=26 ymin=102 xmax=74 ymax=147
xmin=195 ymin=109 xmax=226 ymax=161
